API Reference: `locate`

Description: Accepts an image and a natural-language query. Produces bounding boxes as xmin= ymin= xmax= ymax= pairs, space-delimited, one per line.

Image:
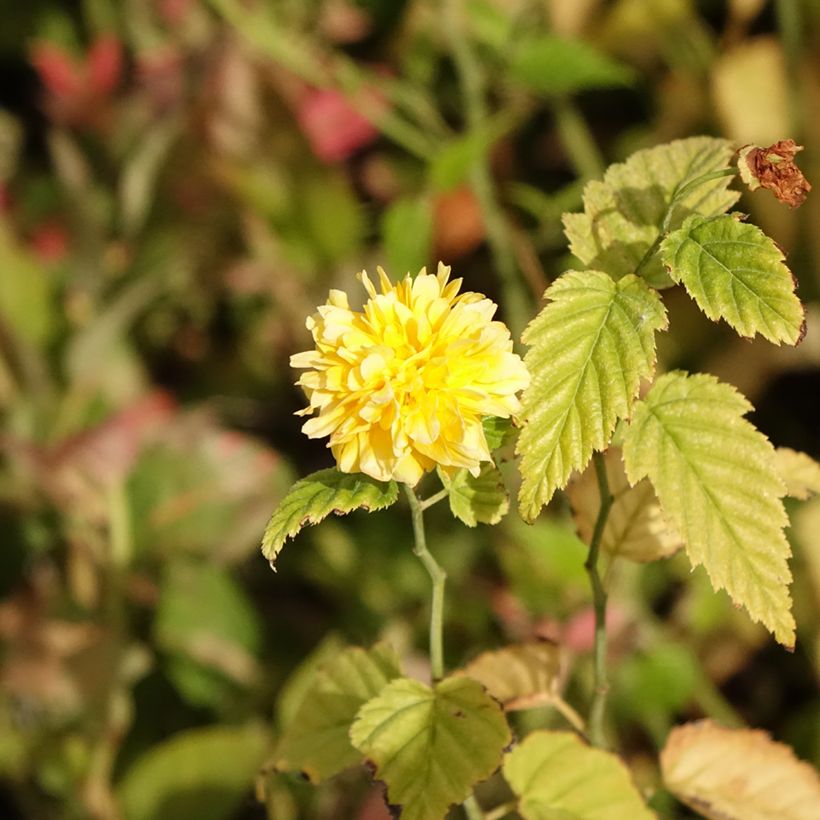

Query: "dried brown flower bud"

xmin=737 ymin=139 xmax=812 ymax=208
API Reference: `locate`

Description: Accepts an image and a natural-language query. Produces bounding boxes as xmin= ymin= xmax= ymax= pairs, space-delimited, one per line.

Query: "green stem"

xmin=585 ymin=451 xmax=613 ymax=748
xmin=776 ymin=0 xmax=803 ymax=137
xmin=444 ymin=0 xmax=530 ymax=339
xmin=463 ymin=794 xmax=485 ymax=820
xmin=485 ymin=802 xmax=517 ymax=820
xmin=404 ymin=484 xmax=447 ymax=681
xmin=554 ymin=97 xmax=605 ymax=181
xmin=550 ymin=694 xmax=588 ymax=737
xmin=420 ymin=487 xmax=450 ymax=512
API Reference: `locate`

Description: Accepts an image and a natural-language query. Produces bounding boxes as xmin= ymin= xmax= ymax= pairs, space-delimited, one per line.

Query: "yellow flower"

xmin=291 ymin=263 xmax=530 ymax=485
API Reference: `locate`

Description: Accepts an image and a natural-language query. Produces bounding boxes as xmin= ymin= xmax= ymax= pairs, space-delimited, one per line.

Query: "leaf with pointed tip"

xmin=350 ymin=676 xmax=511 ymax=820
xmin=504 ymin=730 xmax=654 ymax=820
xmin=568 ymin=447 xmax=683 ymax=562
xmin=273 ymin=643 xmax=401 ymax=783
xmin=564 ymin=136 xmax=739 ymax=288
xmin=262 ymin=469 xmax=398 ymax=565
xmin=439 ymin=463 xmax=509 ymax=526
xmin=661 ymin=214 xmax=805 ymax=345
xmin=516 ymin=270 xmax=667 ymax=522
xmin=774 ymin=447 xmax=820 ymax=500
xmin=457 ymin=642 xmax=563 ymax=711
xmin=623 ymin=372 xmax=795 ymax=646
xmin=661 ymin=720 xmax=820 ymax=820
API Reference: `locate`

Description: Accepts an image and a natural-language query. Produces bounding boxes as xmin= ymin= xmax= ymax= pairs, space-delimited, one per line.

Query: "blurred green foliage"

xmin=1 ymin=0 xmax=819 ymax=818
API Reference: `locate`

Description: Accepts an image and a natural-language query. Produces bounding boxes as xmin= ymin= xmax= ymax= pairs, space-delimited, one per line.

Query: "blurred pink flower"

xmin=30 ymin=35 xmax=123 ymax=126
xmin=296 ymin=87 xmax=381 ymax=163
xmin=29 ymin=221 xmax=69 ymax=264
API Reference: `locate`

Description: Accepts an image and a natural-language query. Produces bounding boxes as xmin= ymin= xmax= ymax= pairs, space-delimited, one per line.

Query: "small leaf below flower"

xmin=262 ymin=469 xmax=398 ymax=566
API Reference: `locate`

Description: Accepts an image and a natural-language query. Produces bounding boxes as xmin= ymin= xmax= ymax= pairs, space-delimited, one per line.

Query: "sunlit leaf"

xmin=482 ymin=416 xmax=515 ymax=451
xmin=262 ymin=469 xmax=399 ymax=566
xmin=564 ymin=136 xmax=739 ymax=288
xmin=274 ymin=643 xmax=401 ymax=783
xmin=516 ymin=270 xmax=667 ymax=522
xmin=623 ymin=372 xmax=795 ymax=646
xmin=350 ymin=676 xmax=511 ymax=820
xmin=117 ymin=724 xmax=269 ymax=820
xmin=661 ymin=720 xmax=820 ymax=820
xmin=504 ymin=730 xmax=654 ymax=819
xmin=568 ymin=447 xmax=683 ymax=562
xmin=510 ymin=35 xmax=636 ymax=95
xmin=774 ymin=447 xmax=820 ymax=500
xmin=661 ymin=214 xmax=805 ymax=345
xmin=457 ymin=642 xmax=563 ymax=711
xmin=439 ymin=463 xmax=509 ymax=526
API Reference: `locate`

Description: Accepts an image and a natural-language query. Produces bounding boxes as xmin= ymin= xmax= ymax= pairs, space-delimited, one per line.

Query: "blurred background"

xmin=0 ymin=1 xmax=819 ymax=818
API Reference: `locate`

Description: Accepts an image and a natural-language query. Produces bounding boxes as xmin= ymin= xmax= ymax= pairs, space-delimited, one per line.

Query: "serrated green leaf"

xmin=483 ymin=416 xmax=515 ymax=451
xmin=262 ymin=469 xmax=399 ymax=565
xmin=117 ymin=724 xmax=269 ymax=820
xmin=350 ymin=676 xmax=511 ymax=820
xmin=516 ymin=271 xmax=667 ymax=522
xmin=568 ymin=448 xmax=682 ymax=563
xmin=381 ymin=195 xmax=432 ymax=276
xmin=661 ymin=720 xmax=820 ymax=820
xmin=622 ymin=371 xmax=795 ymax=646
xmin=661 ymin=214 xmax=805 ymax=345
xmin=774 ymin=448 xmax=820 ymax=500
xmin=439 ymin=463 xmax=509 ymax=526
xmin=274 ymin=643 xmax=401 ymax=783
xmin=457 ymin=642 xmax=563 ymax=711
xmin=504 ymin=730 xmax=654 ymax=820
xmin=510 ymin=35 xmax=636 ymax=95
xmin=564 ymin=136 xmax=739 ymax=288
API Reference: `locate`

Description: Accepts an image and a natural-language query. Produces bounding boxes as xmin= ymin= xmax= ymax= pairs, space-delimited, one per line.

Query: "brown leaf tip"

xmin=737 ymin=140 xmax=812 ymax=208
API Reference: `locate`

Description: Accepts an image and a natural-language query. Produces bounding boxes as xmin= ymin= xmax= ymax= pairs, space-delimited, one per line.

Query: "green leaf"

xmin=262 ymin=469 xmax=399 ymax=566
xmin=510 ymin=35 xmax=636 ymax=95
xmin=274 ymin=643 xmax=401 ymax=783
xmin=661 ymin=720 xmax=820 ymax=820
xmin=516 ymin=270 xmax=667 ymax=522
xmin=564 ymin=136 xmax=739 ymax=288
xmin=117 ymin=724 xmax=269 ymax=820
xmin=661 ymin=214 xmax=805 ymax=345
xmin=483 ymin=416 xmax=515 ymax=451
xmin=622 ymin=371 xmax=795 ymax=646
xmin=350 ymin=676 xmax=511 ymax=820
xmin=568 ymin=447 xmax=682 ymax=563
xmin=457 ymin=642 xmax=563 ymax=711
xmin=155 ymin=563 xmax=262 ymax=707
xmin=381 ymin=195 xmax=432 ymax=276
xmin=504 ymin=730 xmax=654 ymax=820
xmin=439 ymin=463 xmax=509 ymax=526
xmin=774 ymin=448 xmax=820 ymax=500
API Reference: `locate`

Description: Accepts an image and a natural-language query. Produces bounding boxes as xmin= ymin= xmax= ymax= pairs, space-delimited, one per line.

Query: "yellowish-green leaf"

xmin=118 ymin=724 xmax=269 ymax=820
xmin=274 ymin=643 xmax=401 ymax=783
xmin=483 ymin=416 xmax=515 ymax=450
xmin=457 ymin=642 xmax=563 ymax=711
xmin=568 ymin=447 xmax=683 ymax=562
xmin=504 ymin=730 xmax=654 ymax=820
xmin=661 ymin=720 xmax=820 ymax=820
xmin=262 ymin=469 xmax=398 ymax=566
xmin=564 ymin=136 xmax=739 ymax=288
xmin=350 ymin=676 xmax=511 ymax=820
xmin=516 ymin=270 xmax=667 ymax=522
xmin=661 ymin=214 xmax=805 ymax=345
xmin=439 ymin=463 xmax=509 ymax=526
xmin=774 ymin=447 xmax=820 ymax=500
xmin=622 ymin=372 xmax=795 ymax=646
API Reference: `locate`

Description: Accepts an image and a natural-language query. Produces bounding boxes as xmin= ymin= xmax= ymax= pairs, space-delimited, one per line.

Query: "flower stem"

xmin=584 ymin=451 xmax=613 ymax=748
xmin=404 ymin=484 xmax=447 ymax=681
xmin=463 ymin=794 xmax=485 ymax=820
xmin=554 ymin=97 xmax=605 ymax=181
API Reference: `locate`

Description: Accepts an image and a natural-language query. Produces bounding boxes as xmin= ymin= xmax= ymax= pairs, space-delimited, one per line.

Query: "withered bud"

xmin=737 ymin=139 xmax=812 ymax=208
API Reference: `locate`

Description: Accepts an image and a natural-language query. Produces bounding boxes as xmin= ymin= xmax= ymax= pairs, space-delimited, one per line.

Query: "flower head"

xmin=291 ymin=264 xmax=530 ymax=485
